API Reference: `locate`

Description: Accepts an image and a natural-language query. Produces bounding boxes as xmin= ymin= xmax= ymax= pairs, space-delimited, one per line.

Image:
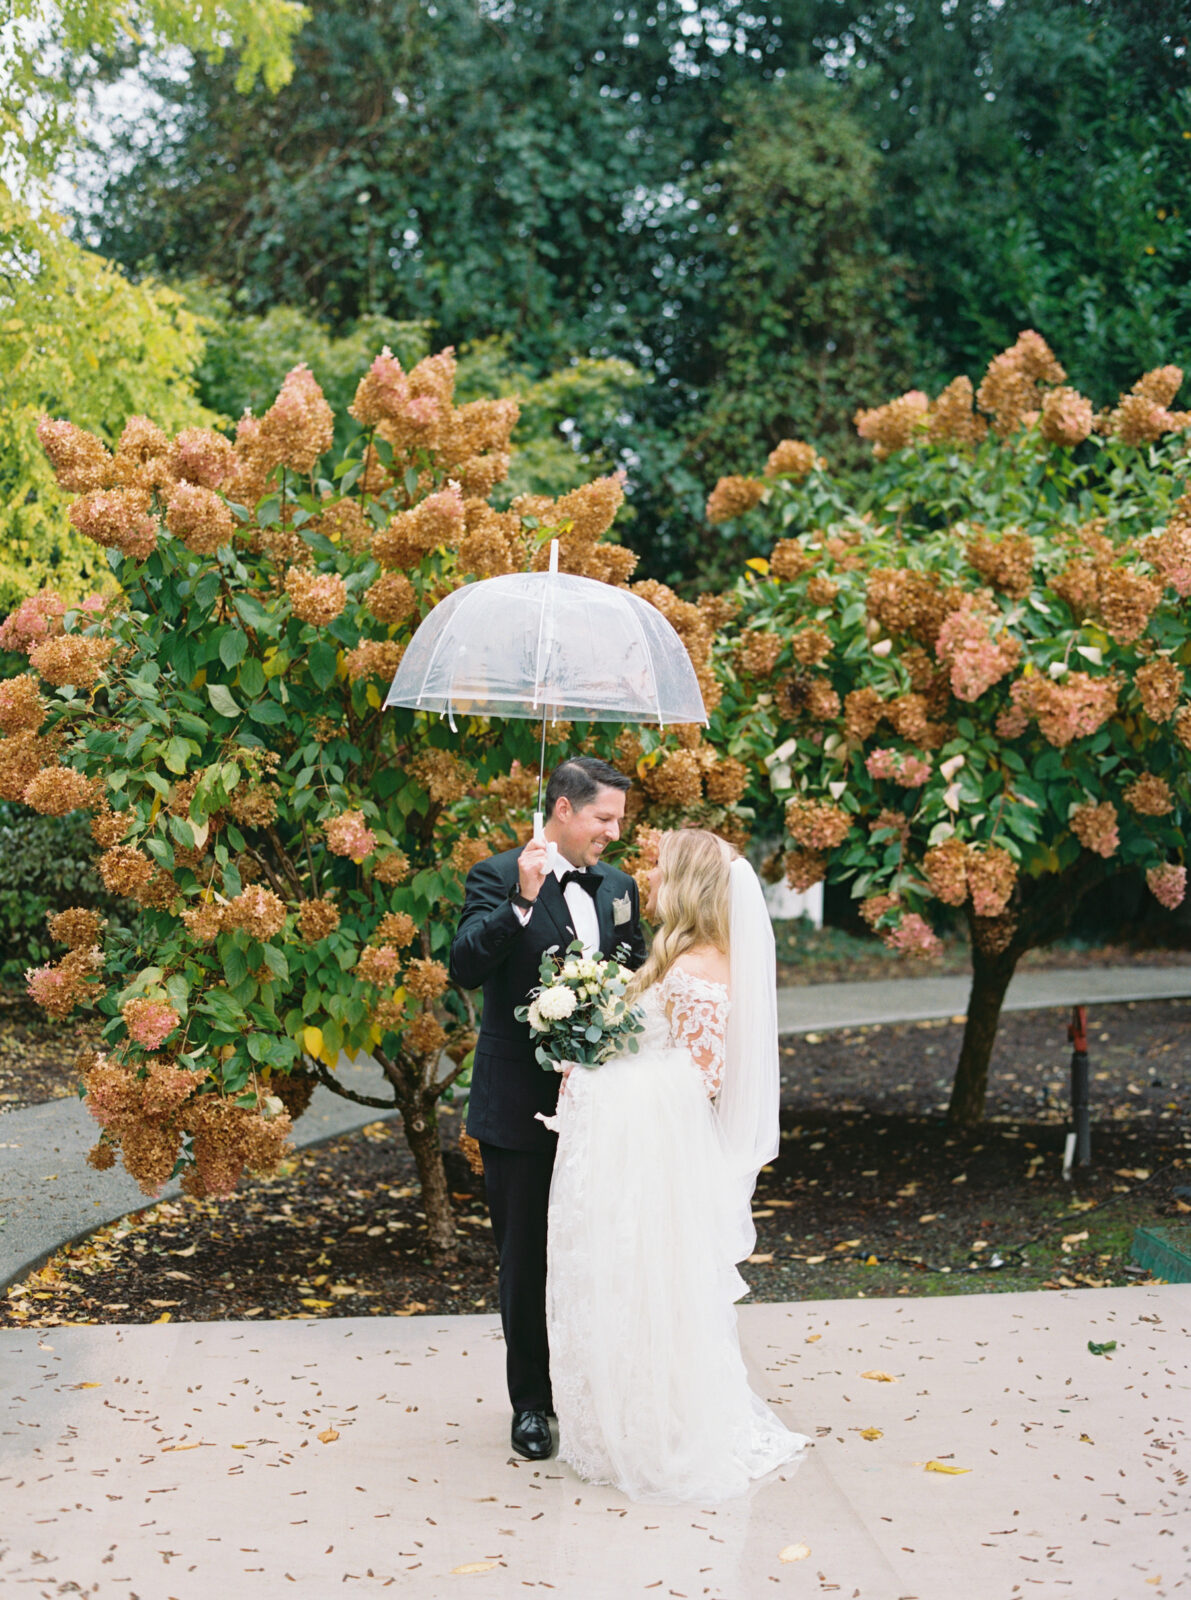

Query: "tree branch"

xmin=304 ymin=1052 xmax=398 ymax=1110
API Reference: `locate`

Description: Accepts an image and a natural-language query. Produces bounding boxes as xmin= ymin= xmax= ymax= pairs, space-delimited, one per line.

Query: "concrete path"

xmin=0 ymin=1055 xmax=398 ymax=1292
xmin=1 ymin=1285 xmax=1186 ymax=1599
xmin=777 ymin=961 xmax=1191 ymax=1034
xmin=3 ymin=966 xmax=1190 ymax=1293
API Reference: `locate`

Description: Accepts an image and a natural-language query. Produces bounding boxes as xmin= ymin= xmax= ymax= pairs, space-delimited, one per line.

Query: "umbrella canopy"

xmin=383 ymin=563 xmax=707 ymax=728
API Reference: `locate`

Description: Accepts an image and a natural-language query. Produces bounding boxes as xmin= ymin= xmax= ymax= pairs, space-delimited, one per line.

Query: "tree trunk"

xmin=946 ymin=919 xmax=1019 ymax=1127
xmin=401 ymin=1095 xmax=457 ymax=1258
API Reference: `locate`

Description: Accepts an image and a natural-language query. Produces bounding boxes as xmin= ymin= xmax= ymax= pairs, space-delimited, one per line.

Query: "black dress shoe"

xmin=511 ymin=1409 xmax=553 ymax=1460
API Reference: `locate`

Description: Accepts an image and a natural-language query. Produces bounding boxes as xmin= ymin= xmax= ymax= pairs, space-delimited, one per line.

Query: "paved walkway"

xmin=3 ymin=966 xmax=1190 ymax=1293
xmin=1 ymin=1286 xmax=1186 ymax=1598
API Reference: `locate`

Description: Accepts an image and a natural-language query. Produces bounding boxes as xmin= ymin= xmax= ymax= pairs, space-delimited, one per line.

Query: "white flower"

xmin=537 ymin=985 xmax=578 ymax=1021
xmin=527 ymin=999 xmax=545 ymax=1031
xmin=561 ymin=960 xmax=581 ymax=980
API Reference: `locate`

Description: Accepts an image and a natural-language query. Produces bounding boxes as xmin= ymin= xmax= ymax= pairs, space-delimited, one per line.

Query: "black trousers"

xmin=479 ymin=1140 xmax=555 ymax=1414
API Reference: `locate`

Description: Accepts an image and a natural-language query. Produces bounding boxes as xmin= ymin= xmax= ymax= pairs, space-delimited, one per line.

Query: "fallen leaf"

xmin=1061 ymin=1231 xmax=1089 ymax=1245
xmin=748 ymin=1253 xmax=774 ymax=1264
xmin=162 ymin=1442 xmax=202 ymax=1451
xmin=778 ymin=1544 xmax=811 ymax=1563
xmin=860 ymin=1370 xmax=897 ymax=1383
xmin=452 ymin=1562 xmax=499 ymax=1575
xmin=805 ymin=1333 xmax=822 ymax=1343
xmin=317 ymin=1428 xmax=339 ymax=1444
xmin=918 ymin=1213 xmax=939 ymax=1223
xmin=171 ymin=1244 xmax=198 ymax=1258
xmin=859 ymin=1427 xmax=883 ymax=1440
xmin=1087 ymin=1339 xmax=1117 ymax=1356
xmin=71 ymin=1382 xmax=102 ymax=1389
xmin=1080 ymin=1434 xmax=1094 ymax=1444
xmin=925 ymin=1460 xmax=970 ymax=1474
xmin=833 ymin=1238 xmax=861 ymax=1250
xmin=804 ymin=1255 xmax=826 ymax=1266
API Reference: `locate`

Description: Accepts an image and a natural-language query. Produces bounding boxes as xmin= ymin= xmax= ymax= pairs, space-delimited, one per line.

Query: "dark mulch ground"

xmin=3 ymin=995 xmax=1187 ymax=1328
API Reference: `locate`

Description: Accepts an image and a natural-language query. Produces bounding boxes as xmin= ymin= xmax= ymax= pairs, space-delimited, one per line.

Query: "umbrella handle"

xmin=532 ymin=810 xmax=561 ymax=873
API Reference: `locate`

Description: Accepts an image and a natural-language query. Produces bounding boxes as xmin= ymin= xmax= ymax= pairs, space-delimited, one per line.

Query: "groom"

xmin=449 ymin=756 xmax=646 ymax=1460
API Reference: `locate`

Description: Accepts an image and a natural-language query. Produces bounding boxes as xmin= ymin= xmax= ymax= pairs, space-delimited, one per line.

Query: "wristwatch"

xmin=509 ymin=885 xmax=535 ymax=911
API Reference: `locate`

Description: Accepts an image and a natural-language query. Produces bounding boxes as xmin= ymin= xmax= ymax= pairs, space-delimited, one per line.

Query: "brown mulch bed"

xmin=3 ymin=998 xmax=1187 ymax=1327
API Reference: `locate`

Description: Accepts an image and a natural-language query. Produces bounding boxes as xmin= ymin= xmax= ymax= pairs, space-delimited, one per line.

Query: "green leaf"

xmin=219 ymin=628 xmax=249 ymax=669
xmin=207 ymin=682 xmax=240 ymax=718
xmin=309 ymin=640 xmax=338 ymax=691
xmin=239 ymin=656 xmax=266 ymax=697
xmin=163 ymin=736 xmax=191 ymax=775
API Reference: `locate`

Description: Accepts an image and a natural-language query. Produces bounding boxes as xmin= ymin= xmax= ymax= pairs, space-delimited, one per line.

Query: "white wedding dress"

xmin=538 ymin=966 xmax=811 ymax=1504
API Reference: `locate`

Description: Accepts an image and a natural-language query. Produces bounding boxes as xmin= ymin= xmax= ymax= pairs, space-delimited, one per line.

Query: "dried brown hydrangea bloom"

xmin=1174 ymin=705 xmax=1191 ymax=750
xmin=223 ymin=885 xmax=287 ymax=939
xmin=642 ymin=749 xmax=703 ymax=807
xmin=706 ymin=475 xmax=765 ymax=524
xmin=296 ymin=897 xmax=340 ymax=942
xmin=451 ymin=835 xmax=494 ymax=875
xmin=1070 ymin=801 xmax=1120 ymax=858
xmin=181 ymin=901 xmax=224 ymax=942
xmin=361 ymin=572 xmax=415 ymax=628
xmin=703 ymin=756 xmax=749 ymax=805
xmin=1102 ymin=366 xmax=1190 ymax=445
xmin=922 ymin=836 xmax=969 ymax=905
xmin=1135 ymin=658 xmax=1182 ymax=722
xmin=1051 ymin=559 xmax=1100 ymax=621
xmin=457 ymin=511 xmax=517 ymax=578
xmin=966 ymin=844 xmax=1017 ymax=917
xmin=735 ymin=630 xmax=783 ymax=677
xmin=37 ymin=416 xmax=115 ymax=492
xmin=1009 ymin=671 xmax=1120 ymax=747
xmin=26 ymin=945 xmax=103 ymax=1018
xmin=99 ymin=844 xmax=156 ymax=900
xmin=371 ymin=850 xmax=411 ymax=885
xmin=258 ymin=363 xmax=335 ymax=476
xmin=884 ymin=693 xmax=930 ymax=744
xmin=964 ymin=530 xmax=1035 ymax=598
xmin=356 ymin=944 xmax=402 ymax=987
xmin=372 ymin=910 xmax=418 ymax=948
xmin=345 ymin=640 xmax=404 ymax=683
xmin=865 ymin=568 xmax=959 ymax=648
xmin=844 ymin=687 xmax=884 ymax=742
xmin=22 ymin=766 xmax=96 ymax=815
xmin=802 ymin=678 xmax=841 ymax=721
xmin=405 ymin=958 xmax=450 ymax=1002
xmin=181 ymin=1095 xmax=293 ymax=1199
xmin=1097 ymin=568 xmax=1161 ymax=645
xmin=522 ymin=475 xmax=626 ymax=548
xmin=228 ymin=783 xmax=279 ymax=828
xmin=697 ymin=592 xmax=741 ymax=631
xmin=411 ymin=747 xmax=472 ymax=803
xmin=49 ymin=906 xmax=103 ymax=949
xmin=764 ymin=439 xmax=819 ymax=478
xmin=284 ymin=566 xmax=347 ymax=627
xmin=1122 ymin=773 xmax=1175 ymax=817
xmin=581 ymin=542 xmax=639 ymax=586
xmin=68 ymin=487 xmax=158 ymax=560
xmin=0 ymin=673 xmax=47 ymax=735
xmin=805 ymin=574 xmax=839 ymax=607
xmin=976 ymin=330 xmax=1066 ymax=437
xmin=1039 ymin=386 xmax=1094 ymax=447
xmin=927 ymin=376 xmax=987 ymax=447
xmin=787 ymin=628 xmax=831 ymax=668
xmin=785 ymin=796 xmax=852 ymax=850
xmin=371 ymin=996 xmax=407 ymax=1035
xmin=769 ymin=539 xmax=813 ymax=581
xmin=782 ymin=849 xmax=827 ymax=891
xmin=169 ymin=427 xmax=236 ymax=490
xmin=86 ymin=1138 xmax=117 ymax=1171
xmin=29 ymin=634 xmax=116 ymax=690
xmin=316 ymin=497 xmax=373 ymax=555
xmin=407 ymin=1011 xmax=448 ymax=1056
xmin=854 ymin=390 xmax=930 ymax=459
xmin=373 ymin=485 xmax=467 ymax=568
xmin=166 ymin=483 xmax=234 ymax=556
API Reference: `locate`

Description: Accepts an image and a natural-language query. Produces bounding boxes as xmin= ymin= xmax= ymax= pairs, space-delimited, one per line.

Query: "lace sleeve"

xmin=662 ymin=969 xmax=731 ymax=1099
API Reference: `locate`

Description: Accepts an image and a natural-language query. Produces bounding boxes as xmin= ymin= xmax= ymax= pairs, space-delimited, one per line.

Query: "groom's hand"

xmin=517 ymin=837 xmax=550 ymax=901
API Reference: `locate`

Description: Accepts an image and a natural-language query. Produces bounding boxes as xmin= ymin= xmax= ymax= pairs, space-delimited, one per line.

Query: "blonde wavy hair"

xmin=626 ymin=829 xmax=736 ymax=1000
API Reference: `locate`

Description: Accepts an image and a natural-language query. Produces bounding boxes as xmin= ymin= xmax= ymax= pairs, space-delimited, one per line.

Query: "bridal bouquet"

xmin=517 ymin=940 xmax=645 ymax=1074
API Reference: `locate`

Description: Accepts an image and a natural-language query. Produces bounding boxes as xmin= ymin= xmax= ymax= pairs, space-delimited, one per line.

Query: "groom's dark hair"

xmin=545 ymin=756 xmax=631 ymax=818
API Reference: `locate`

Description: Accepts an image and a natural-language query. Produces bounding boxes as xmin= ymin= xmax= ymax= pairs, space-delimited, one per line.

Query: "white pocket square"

xmin=612 ymin=893 xmax=632 ymax=925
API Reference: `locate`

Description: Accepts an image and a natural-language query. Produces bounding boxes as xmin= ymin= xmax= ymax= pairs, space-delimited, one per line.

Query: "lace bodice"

xmin=638 ymin=967 xmax=731 ymax=1098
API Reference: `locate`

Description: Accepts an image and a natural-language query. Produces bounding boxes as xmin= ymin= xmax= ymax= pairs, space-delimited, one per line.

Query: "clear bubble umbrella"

xmin=383 ymin=541 xmax=707 ymax=824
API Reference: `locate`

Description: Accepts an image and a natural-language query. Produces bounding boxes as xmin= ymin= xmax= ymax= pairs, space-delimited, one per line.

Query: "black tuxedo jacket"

xmin=450 ymin=845 xmax=647 ymax=1152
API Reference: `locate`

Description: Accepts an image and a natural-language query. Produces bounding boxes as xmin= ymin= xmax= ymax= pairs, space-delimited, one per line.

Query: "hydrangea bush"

xmin=709 ymin=332 xmax=1190 ymax=1124
xmin=9 ymin=351 xmax=746 ymax=1252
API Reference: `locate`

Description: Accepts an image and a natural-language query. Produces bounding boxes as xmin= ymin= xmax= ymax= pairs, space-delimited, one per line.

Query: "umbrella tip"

xmin=549 ymin=538 xmax=559 ymax=575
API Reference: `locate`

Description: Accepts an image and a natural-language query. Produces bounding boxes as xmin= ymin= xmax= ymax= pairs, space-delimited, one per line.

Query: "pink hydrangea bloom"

xmin=1146 ymin=864 xmax=1186 ymax=910
xmin=324 ymin=810 xmax=377 ymax=860
xmin=122 ymin=997 xmax=181 ymax=1051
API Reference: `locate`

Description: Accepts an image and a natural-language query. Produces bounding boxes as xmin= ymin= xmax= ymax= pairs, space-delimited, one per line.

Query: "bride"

xmin=538 ymin=827 xmax=811 ymax=1503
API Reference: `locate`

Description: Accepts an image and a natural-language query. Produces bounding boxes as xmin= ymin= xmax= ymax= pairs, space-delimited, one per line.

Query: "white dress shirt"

xmin=513 ymin=854 xmax=600 ymax=955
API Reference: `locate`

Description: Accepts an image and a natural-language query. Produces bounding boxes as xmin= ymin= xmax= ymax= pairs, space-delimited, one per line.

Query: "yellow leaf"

xmin=778 ymin=1544 xmax=810 ymax=1563
xmin=301 ymin=1298 xmax=333 ymax=1309
xmin=859 ymin=1427 xmax=883 ymax=1441
xmin=635 ymin=749 xmax=662 ymax=777
xmin=189 ymin=669 xmax=206 ymax=690
xmin=805 ymin=1333 xmax=822 ymax=1343
xmin=452 ymin=1563 xmax=500 ymax=1576
xmin=748 ymin=1252 xmax=774 ymax=1264
xmin=925 ymin=1460 xmax=970 ymax=1474
xmin=72 ymin=1382 xmax=102 ymax=1389
xmin=860 ymin=1370 xmax=897 ymax=1383
xmin=317 ymin=1427 xmax=339 ymax=1444
xmin=302 ymin=1025 xmax=324 ymax=1060
xmin=366 ymin=683 xmax=382 ymax=709
xmin=746 ymin=557 xmax=771 ymax=575
xmin=154 ymin=1312 xmax=172 ymax=1324
xmin=162 ymin=1442 xmax=201 ymax=1451
xmin=804 ymin=1254 xmax=826 ymax=1265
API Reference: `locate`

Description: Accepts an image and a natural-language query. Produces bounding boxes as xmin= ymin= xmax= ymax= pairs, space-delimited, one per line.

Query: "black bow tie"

xmin=559 ymin=868 xmax=598 ymax=898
